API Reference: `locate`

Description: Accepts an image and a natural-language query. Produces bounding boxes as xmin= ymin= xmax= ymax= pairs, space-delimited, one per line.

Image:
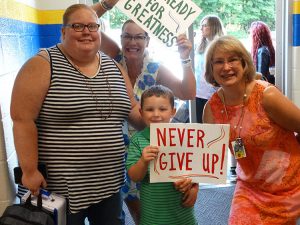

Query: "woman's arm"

xmin=91 ymin=0 xmax=119 ymax=17
xmin=182 ymin=183 xmax=199 ymax=207
xmin=92 ymin=1 xmax=121 ymax=57
xmin=157 ymin=34 xmax=196 ymax=100
xmin=116 ymin=62 xmax=146 ymax=131
xmin=10 ymin=53 xmax=50 ymax=195
xmin=262 ymin=86 xmax=300 ymax=133
xmin=100 ymin=31 xmax=121 ymax=59
xmin=202 ymin=101 xmax=214 ymax=124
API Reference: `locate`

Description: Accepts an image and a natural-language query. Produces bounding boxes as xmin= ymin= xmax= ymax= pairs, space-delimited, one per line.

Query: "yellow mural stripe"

xmin=0 ymin=0 xmax=64 ymax=24
xmin=37 ymin=10 xmax=64 ymax=24
xmin=294 ymin=1 xmax=300 ymax=14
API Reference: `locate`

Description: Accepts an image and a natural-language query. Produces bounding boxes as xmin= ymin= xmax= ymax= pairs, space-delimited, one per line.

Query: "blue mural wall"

xmin=0 ymin=1 xmax=72 ymax=214
xmin=294 ymin=1 xmax=300 ymax=46
xmin=0 ymin=0 xmax=64 ymax=75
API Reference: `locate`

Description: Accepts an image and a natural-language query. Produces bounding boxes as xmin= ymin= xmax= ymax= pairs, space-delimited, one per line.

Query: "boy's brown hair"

xmin=140 ymin=85 xmax=175 ymax=109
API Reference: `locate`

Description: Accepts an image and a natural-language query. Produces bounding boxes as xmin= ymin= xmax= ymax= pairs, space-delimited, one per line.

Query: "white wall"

xmin=292 ymin=0 xmax=300 ymax=106
xmin=15 ymin=0 xmax=80 ymax=9
xmin=292 ymin=47 xmax=300 ymax=105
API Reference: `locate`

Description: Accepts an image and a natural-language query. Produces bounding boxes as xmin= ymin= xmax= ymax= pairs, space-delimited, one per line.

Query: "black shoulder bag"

xmin=0 ymin=193 xmax=55 ymax=225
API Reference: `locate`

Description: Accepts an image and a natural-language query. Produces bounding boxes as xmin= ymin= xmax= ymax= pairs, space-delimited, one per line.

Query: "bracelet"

xmin=181 ymin=58 xmax=191 ymax=64
xmin=99 ymin=0 xmax=113 ymax=11
xmin=181 ymin=58 xmax=192 ymax=68
xmin=182 ymin=61 xmax=192 ymax=68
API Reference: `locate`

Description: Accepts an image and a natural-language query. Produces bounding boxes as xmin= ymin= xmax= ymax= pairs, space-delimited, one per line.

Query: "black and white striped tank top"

xmin=36 ymin=45 xmax=131 ymax=213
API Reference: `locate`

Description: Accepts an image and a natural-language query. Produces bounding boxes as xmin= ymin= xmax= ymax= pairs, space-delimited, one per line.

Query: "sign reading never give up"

xmin=149 ymin=123 xmax=230 ymax=184
xmin=116 ymin=0 xmax=202 ymax=47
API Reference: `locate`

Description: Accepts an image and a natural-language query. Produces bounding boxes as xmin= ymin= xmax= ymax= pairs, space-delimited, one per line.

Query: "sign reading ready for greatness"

xmin=116 ymin=0 xmax=202 ymax=47
xmin=150 ymin=123 xmax=230 ymax=184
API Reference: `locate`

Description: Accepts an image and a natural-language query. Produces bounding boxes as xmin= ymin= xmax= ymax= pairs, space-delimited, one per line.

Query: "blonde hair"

xmin=63 ymin=4 xmax=98 ymax=25
xmin=204 ymin=35 xmax=256 ymax=87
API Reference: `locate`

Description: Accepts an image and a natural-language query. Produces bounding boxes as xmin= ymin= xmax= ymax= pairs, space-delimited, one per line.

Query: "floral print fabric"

xmin=117 ymin=51 xmax=160 ymax=101
xmin=116 ymin=51 xmax=160 ymax=201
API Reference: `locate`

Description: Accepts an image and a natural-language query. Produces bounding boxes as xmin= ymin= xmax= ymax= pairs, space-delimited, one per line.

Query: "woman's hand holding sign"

xmin=174 ymin=179 xmax=199 ymax=207
xmin=182 ymin=183 xmax=199 ymax=207
xmin=176 ymin=34 xmax=193 ymax=60
xmin=174 ymin=178 xmax=192 ymax=194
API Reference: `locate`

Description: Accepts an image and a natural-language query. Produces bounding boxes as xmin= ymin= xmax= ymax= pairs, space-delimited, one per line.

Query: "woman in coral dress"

xmin=203 ymin=35 xmax=300 ymax=224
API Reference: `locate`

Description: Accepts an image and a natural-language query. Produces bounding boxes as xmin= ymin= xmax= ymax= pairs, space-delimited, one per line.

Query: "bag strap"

xmin=37 ymin=193 xmax=42 ymax=208
xmin=25 ymin=193 xmax=43 ymax=209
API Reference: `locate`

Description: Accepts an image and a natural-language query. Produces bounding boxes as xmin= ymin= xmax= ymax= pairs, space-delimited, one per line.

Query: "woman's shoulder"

xmin=100 ymin=51 xmax=121 ymax=66
xmin=209 ymin=89 xmax=221 ymax=102
xmin=142 ymin=54 xmax=160 ymax=75
xmin=248 ymin=80 xmax=278 ymax=105
xmin=253 ymin=80 xmax=273 ymax=91
xmin=100 ymin=51 xmax=113 ymax=59
xmin=144 ymin=53 xmax=160 ymax=68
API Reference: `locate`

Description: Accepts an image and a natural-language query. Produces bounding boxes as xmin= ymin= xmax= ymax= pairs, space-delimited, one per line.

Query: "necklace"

xmin=71 ymin=52 xmax=101 ymax=78
xmin=221 ymin=89 xmax=247 ymax=159
xmin=221 ymin=92 xmax=247 ymax=138
xmin=82 ymin=69 xmax=112 ymax=120
xmin=60 ymin=47 xmax=112 ymax=120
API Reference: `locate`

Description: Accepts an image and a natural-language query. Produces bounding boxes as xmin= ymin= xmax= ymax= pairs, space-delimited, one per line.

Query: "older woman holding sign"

xmin=93 ymin=1 xmax=196 ymax=224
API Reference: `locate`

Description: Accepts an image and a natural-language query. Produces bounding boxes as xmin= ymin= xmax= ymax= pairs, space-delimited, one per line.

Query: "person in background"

xmin=249 ymin=21 xmax=275 ymax=84
xmin=203 ymin=35 xmax=300 ymax=224
xmin=126 ymin=85 xmax=199 ymax=225
xmin=193 ymin=15 xmax=239 ymax=182
xmin=195 ymin=15 xmax=225 ymax=123
xmin=92 ymin=2 xmax=196 ymax=223
xmin=10 ymin=4 xmax=144 ymax=225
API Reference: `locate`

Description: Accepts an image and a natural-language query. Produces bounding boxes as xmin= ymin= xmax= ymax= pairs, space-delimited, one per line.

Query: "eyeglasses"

xmin=212 ymin=57 xmax=242 ymax=69
xmin=64 ymin=23 xmax=100 ymax=32
xmin=121 ymin=34 xmax=148 ymax=42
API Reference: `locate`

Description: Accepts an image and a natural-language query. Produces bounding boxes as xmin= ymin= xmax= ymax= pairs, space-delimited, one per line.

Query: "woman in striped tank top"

xmin=10 ymin=3 xmax=144 ymax=225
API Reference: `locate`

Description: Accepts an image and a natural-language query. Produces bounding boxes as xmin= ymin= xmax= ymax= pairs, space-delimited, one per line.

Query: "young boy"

xmin=126 ymin=85 xmax=199 ymax=225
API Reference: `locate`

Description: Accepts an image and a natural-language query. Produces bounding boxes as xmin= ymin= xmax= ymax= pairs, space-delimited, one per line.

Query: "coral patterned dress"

xmin=208 ymin=80 xmax=300 ymax=225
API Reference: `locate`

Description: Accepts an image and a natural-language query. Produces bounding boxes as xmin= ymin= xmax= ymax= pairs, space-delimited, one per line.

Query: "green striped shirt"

xmin=126 ymin=127 xmax=197 ymax=225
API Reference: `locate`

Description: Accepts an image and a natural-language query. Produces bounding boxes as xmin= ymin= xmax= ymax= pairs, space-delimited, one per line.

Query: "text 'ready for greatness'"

xmin=117 ymin=0 xmax=202 ymax=47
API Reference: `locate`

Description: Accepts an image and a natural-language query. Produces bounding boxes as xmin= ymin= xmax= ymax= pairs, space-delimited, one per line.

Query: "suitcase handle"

xmin=40 ymin=189 xmax=51 ymax=197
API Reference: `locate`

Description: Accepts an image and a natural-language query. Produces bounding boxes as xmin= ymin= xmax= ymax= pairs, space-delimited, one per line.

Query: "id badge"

xmin=232 ymin=137 xmax=246 ymax=159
